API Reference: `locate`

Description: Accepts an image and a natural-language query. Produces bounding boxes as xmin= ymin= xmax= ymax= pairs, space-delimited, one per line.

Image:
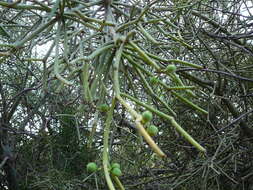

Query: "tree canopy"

xmin=0 ymin=0 xmax=253 ymax=189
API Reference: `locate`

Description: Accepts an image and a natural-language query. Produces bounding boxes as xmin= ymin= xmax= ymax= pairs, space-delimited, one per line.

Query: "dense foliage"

xmin=0 ymin=0 xmax=253 ymax=189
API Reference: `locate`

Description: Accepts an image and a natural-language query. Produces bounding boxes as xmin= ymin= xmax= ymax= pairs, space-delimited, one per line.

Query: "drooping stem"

xmin=103 ymin=98 xmax=117 ymax=190
xmin=113 ymin=42 xmax=166 ymax=157
xmin=121 ymin=92 xmax=207 ymax=153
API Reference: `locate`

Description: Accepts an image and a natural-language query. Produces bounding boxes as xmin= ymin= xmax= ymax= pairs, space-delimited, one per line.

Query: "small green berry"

xmin=150 ymin=76 xmax=158 ymax=85
xmin=147 ymin=125 xmax=158 ymax=136
xmin=98 ymin=104 xmax=110 ymax=112
xmin=166 ymin=65 xmax=177 ymax=73
xmin=86 ymin=162 xmax=98 ymax=173
xmin=111 ymin=163 xmax=120 ymax=169
xmin=111 ymin=167 xmax=122 ymax=176
xmin=142 ymin=111 xmax=153 ymax=123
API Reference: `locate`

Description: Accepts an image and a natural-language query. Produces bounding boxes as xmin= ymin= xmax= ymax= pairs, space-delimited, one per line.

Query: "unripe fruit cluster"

xmin=141 ymin=111 xmax=159 ymax=136
xmin=98 ymin=103 xmax=110 ymax=112
xmin=86 ymin=162 xmax=98 ymax=173
xmin=150 ymin=76 xmax=159 ymax=85
xmin=111 ymin=162 xmax=122 ymax=177
xmin=147 ymin=125 xmax=158 ymax=136
xmin=166 ymin=64 xmax=176 ymax=73
xmin=141 ymin=111 xmax=153 ymax=124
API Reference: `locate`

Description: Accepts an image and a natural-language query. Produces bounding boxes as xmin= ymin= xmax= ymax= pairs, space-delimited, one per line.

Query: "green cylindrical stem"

xmin=103 ymin=98 xmax=117 ymax=190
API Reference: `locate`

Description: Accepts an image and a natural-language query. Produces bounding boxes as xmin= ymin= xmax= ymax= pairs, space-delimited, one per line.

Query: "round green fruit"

xmin=142 ymin=111 xmax=153 ymax=123
xmin=150 ymin=76 xmax=158 ymax=85
xmin=147 ymin=125 xmax=158 ymax=136
xmin=86 ymin=162 xmax=98 ymax=173
xmin=98 ymin=104 xmax=109 ymax=112
xmin=111 ymin=163 xmax=120 ymax=169
xmin=166 ymin=64 xmax=177 ymax=73
xmin=111 ymin=167 xmax=122 ymax=177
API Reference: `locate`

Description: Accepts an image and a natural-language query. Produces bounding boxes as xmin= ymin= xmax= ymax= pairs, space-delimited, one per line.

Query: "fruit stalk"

xmin=121 ymin=92 xmax=207 ymax=152
xmin=116 ymin=95 xmax=166 ymax=157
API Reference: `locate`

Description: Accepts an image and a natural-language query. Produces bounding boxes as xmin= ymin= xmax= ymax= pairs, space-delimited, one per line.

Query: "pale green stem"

xmin=0 ymin=44 xmax=15 ymax=48
xmin=0 ymin=1 xmax=51 ymax=12
xmin=112 ymin=175 xmax=125 ymax=190
xmin=128 ymin=41 xmax=160 ymax=70
xmin=71 ymin=44 xmax=114 ymax=64
xmin=113 ymin=43 xmax=166 ymax=157
xmin=54 ymin=22 xmax=73 ymax=85
xmin=137 ymin=23 xmax=159 ymax=44
xmin=146 ymin=52 xmax=203 ymax=69
xmin=14 ymin=18 xmax=57 ymax=48
xmin=171 ymin=91 xmax=208 ymax=115
xmin=116 ymin=96 xmax=166 ymax=157
xmin=23 ymin=58 xmax=43 ymax=61
xmin=103 ymin=43 xmax=127 ymax=190
xmin=116 ymin=3 xmax=150 ymax=32
xmin=168 ymin=73 xmax=196 ymax=97
xmin=134 ymin=67 xmax=176 ymax=117
xmin=82 ymin=64 xmax=93 ymax=102
xmin=103 ymin=98 xmax=117 ymax=190
xmin=156 ymin=25 xmax=193 ymax=49
xmin=113 ymin=43 xmax=124 ymax=96
xmin=74 ymin=10 xmax=115 ymax=26
xmin=63 ymin=15 xmax=100 ymax=31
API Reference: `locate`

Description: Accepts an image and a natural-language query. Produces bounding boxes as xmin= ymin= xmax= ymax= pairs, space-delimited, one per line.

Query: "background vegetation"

xmin=0 ymin=0 xmax=253 ymax=189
